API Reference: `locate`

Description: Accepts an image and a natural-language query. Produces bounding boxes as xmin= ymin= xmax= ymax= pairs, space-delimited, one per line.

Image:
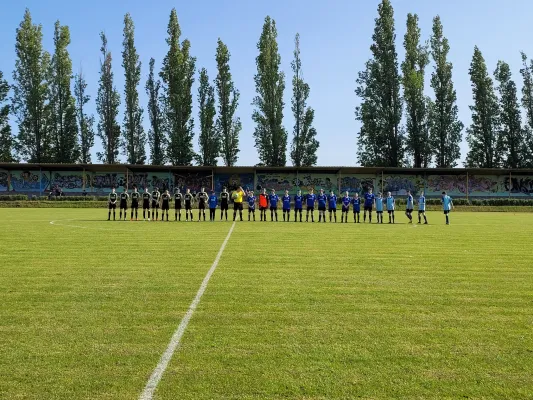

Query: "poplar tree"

xmin=519 ymin=52 xmax=533 ymax=167
xmin=290 ymin=33 xmax=319 ymax=167
xmin=74 ymin=71 xmax=95 ymax=164
xmin=0 ymin=70 xmax=16 ymax=162
xmin=146 ymin=58 xmax=166 ymax=165
xmin=196 ymin=68 xmax=218 ymax=166
xmin=252 ymin=16 xmax=287 ymax=166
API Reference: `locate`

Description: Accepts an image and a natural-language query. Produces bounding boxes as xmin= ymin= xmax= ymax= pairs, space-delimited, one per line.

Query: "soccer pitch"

xmin=1 ymin=209 xmax=532 ymax=399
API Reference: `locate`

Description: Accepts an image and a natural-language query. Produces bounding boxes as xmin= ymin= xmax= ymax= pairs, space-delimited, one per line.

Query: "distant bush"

xmin=0 ymin=195 xmax=28 ymax=201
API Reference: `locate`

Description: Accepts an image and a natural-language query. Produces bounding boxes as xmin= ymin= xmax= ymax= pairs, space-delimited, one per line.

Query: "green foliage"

xmin=215 ymin=39 xmax=241 ymax=167
xmin=12 ymin=9 xmax=52 ymax=163
xmin=74 ymin=71 xmax=95 ymax=164
xmin=121 ymin=13 xmax=146 ymax=165
xmin=0 ymin=70 xmax=16 ymax=162
xmin=160 ymin=9 xmax=196 ymax=166
xmin=428 ymin=16 xmax=463 ymax=168
xmin=355 ymin=0 xmax=404 ymax=167
xmin=196 ymin=68 xmax=218 ymax=166
xmin=290 ymin=33 xmax=319 ymax=167
xmin=252 ymin=16 xmax=288 ymax=167
xmin=146 ymin=58 xmax=166 ymax=165
xmin=96 ymin=32 xmax=121 ymax=164
xmin=518 ymin=53 xmax=533 ymax=168
xmin=466 ymin=46 xmax=502 ymax=168
xmin=0 ymin=195 xmax=28 ymax=201
xmin=48 ymin=21 xmax=80 ymax=163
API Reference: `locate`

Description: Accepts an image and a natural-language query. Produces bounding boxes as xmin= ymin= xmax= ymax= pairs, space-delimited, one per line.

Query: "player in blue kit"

xmin=441 ymin=191 xmax=454 ymax=225
xmin=247 ymin=191 xmax=256 ymax=221
xmin=375 ymin=192 xmax=384 ymax=223
xmin=352 ymin=193 xmax=361 ymax=223
xmin=341 ymin=191 xmax=351 ymax=223
xmin=294 ymin=190 xmax=303 ymax=222
xmin=208 ymin=190 xmax=218 ymax=221
xmin=282 ymin=190 xmax=291 ymax=222
xmin=418 ymin=191 xmax=428 ymax=224
xmin=405 ymin=190 xmax=414 ymax=224
xmin=363 ymin=188 xmax=375 ymax=223
xmin=317 ymin=189 xmax=328 ymax=223
xmin=269 ymin=189 xmax=279 ymax=222
xmin=328 ymin=190 xmax=337 ymax=222
xmin=386 ymin=191 xmax=395 ymax=224
xmin=306 ymin=189 xmax=316 ymax=222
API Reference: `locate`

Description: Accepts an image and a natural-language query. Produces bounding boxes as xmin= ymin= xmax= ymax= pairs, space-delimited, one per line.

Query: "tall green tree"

xmin=160 ymin=8 xmax=196 ymax=166
xmin=96 ymin=32 xmax=121 ymax=164
xmin=401 ymin=14 xmax=430 ymax=168
xmin=428 ymin=16 xmax=463 ymax=168
xmin=519 ymin=52 xmax=533 ymax=167
xmin=196 ymin=68 xmax=218 ymax=166
xmin=215 ymin=39 xmax=241 ymax=166
xmin=0 ymin=70 xmax=16 ymax=162
xmin=252 ymin=16 xmax=287 ymax=166
xmin=465 ymin=46 xmax=502 ymax=168
xmin=290 ymin=33 xmax=319 ymax=167
xmin=122 ymin=13 xmax=146 ymax=165
xmin=12 ymin=9 xmax=52 ymax=162
xmin=494 ymin=61 xmax=525 ymax=168
xmin=355 ymin=0 xmax=403 ymax=167
xmin=74 ymin=70 xmax=94 ymax=163
xmin=146 ymin=58 xmax=166 ymax=165
xmin=48 ymin=21 xmax=79 ymax=163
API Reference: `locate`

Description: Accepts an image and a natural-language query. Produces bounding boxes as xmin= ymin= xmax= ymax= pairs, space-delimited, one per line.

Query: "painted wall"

xmin=49 ymin=171 xmax=89 ymax=193
xmin=0 ymin=169 xmax=8 ymax=192
xmin=505 ymin=175 xmax=533 ymax=196
xmin=9 ymin=170 xmax=50 ymax=193
xmin=339 ymin=175 xmax=376 ymax=194
xmin=173 ymin=172 xmax=212 ymax=193
xmin=378 ymin=174 xmax=425 ymax=196
xmin=214 ymin=173 xmax=254 ymax=192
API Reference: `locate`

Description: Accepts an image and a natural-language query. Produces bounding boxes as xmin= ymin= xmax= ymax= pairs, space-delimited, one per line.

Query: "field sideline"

xmin=0 ymin=209 xmax=532 ymax=399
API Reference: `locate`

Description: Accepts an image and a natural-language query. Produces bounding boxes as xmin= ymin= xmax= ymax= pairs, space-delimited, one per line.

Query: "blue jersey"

xmin=318 ymin=194 xmax=327 ymax=208
xmin=269 ymin=194 xmax=279 ymax=208
xmin=442 ymin=195 xmax=452 ymax=211
xmin=328 ymin=194 xmax=337 ymax=209
xmin=386 ymin=196 xmax=395 ymax=210
xmin=208 ymin=194 xmax=218 ymax=208
xmin=364 ymin=192 xmax=375 ymax=207
xmin=352 ymin=197 xmax=361 ymax=212
xmin=247 ymin=195 xmax=256 ymax=208
xmin=342 ymin=196 xmax=351 ymax=208
xmin=294 ymin=195 xmax=303 ymax=209
xmin=418 ymin=195 xmax=426 ymax=211
xmin=376 ymin=197 xmax=384 ymax=212
xmin=306 ymin=193 xmax=316 ymax=207
xmin=282 ymin=195 xmax=291 ymax=210
xmin=406 ymin=194 xmax=414 ymax=210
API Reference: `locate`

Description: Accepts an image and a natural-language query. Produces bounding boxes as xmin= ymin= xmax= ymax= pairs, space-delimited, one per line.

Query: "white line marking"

xmin=139 ymin=221 xmax=236 ymax=400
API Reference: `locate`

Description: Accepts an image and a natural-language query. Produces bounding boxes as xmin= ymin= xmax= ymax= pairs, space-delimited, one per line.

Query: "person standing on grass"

xmin=341 ymin=191 xmax=351 ymax=223
xmin=161 ymin=189 xmax=171 ymax=222
xmin=247 ymin=190 xmax=256 ymax=221
xmin=220 ymin=187 xmax=230 ymax=221
xmin=119 ymin=188 xmax=129 ymax=221
xmin=352 ymin=192 xmax=361 ymax=223
xmin=375 ymin=192 xmax=384 ymax=224
xmin=363 ymin=188 xmax=375 ymax=223
xmin=306 ymin=188 xmax=316 ymax=222
xmin=386 ymin=191 xmax=395 ymax=224
xmin=418 ymin=191 xmax=428 ymax=224
xmin=328 ymin=190 xmax=337 ymax=223
xmin=108 ymin=187 xmax=118 ymax=221
xmin=184 ymin=189 xmax=194 ymax=221
xmin=151 ymin=187 xmax=161 ymax=221
xmin=317 ymin=189 xmax=328 ymax=223
xmin=208 ymin=190 xmax=218 ymax=222
xmin=294 ymin=190 xmax=303 ymax=222
xmin=142 ymin=187 xmax=151 ymax=220
xmin=130 ymin=185 xmax=140 ymax=221
xmin=269 ymin=189 xmax=280 ymax=222
xmin=232 ymin=186 xmax=245 ymax=221
xmin=174 ymin=188 xmax=183 ymax=221
xmin=405 ymin=190 xmax=414 ymax=224
xmin=441 ymin=191 xmax=454 ymax=225
xmin=197 ymin=187 xmax=208 ymax=222
xmin=259 ymin=188 xmax=269 ymax=222
xmin=282 ymin=190 xmax=291 ymax=222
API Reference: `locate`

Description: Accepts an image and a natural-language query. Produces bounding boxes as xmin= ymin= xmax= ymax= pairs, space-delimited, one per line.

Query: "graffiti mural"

xmin=10 ymin=170 xmax=50 ymax=192
xmin=130 ymin=172 xmax=171 ymax=191
xmin=339 ymin=175 xmax=376 ymax=194
xmin=91 ymin=173 xmax=126 ymax=193
xmin=214 ymin=173 xmax=254 ymax=192
xmin=50 ymin=171 xmax=89 ymax=192
xmin=173 ymin=172 xmax=212 ymax=193
xmin=0 ymin=169 xmax=8 ymax=192
xmin=505 ymin=176 xmax=533 ymax=196
xmin=379 ymin=175 xmax=424 ymax=196
xmin=468 ymin=175 xmax=502 ymax=196
xmin=257 ymin=172 xmax=297 ymax=193
xmin=426 ymin=175 xmax=467 ymax=196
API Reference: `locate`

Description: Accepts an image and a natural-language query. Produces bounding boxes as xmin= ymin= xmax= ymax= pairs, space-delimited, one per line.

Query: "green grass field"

xmin=1 ymin=209 xmax=532 ymax=399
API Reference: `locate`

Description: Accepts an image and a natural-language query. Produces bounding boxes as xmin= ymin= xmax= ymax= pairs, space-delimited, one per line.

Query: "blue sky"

xmin=1 ymin=0 xmax=532 ymax=166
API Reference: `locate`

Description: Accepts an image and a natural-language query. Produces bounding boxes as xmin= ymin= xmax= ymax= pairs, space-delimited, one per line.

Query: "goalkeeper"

xmin=232 ymin=186 xmax=245 ymax=222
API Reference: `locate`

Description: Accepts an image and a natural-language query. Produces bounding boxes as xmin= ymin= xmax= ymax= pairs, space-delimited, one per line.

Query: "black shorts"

xmin=418 ymin=209 xmax=425 ymax=214
xmin=388 ymin=209 xmax=394 ymax=214
xmin=283 ymin=208 xmax=290 ymax=212
xmin=185 ymin=201 xmax=192 ymax=210
xmin=406 ymin=208 xmax=413 ymax=213
xmin=249 ymin=207 xmax=256 ymax=212
xmin=307 ymin=206 xmax=314 ymax=211
xmin=199 ymin=202 xmax=206 ymax=210
xmin=270 ymin=206 xmax=277 ymax=211
xmin=143 ymin=200 xmax=150 ymax=209
xmin=295 ymin=207 xmax=302 ymax=212
xmin=108 ymin=202 xmax=116 ymax=210
xmin=162 ymin=202 xmax=170 ymax=211
xmin=234 ymin=202 xmax=243 ymax=211
xmin=364 ymin=205 xmax=372 ymax=212
xmin=318 ymin=205 xmax=326 ymax=211
xmin=377 ymin=211 xmax=383 ymax=214
xmin=221 ymin=202 xmax=229 ymax=211
xmin=353 ymin=209 xmax=360 ymax=214
xmin=151 ymin=201 xmax=159 ymax=209
xmin=444 ymin=210 xmax=450 ymax=215
xmin=342 ymin=206 xmax=349 ymax=212
xmin=329 ymin=208 xmax=336 ymax=213
xmin=175 ymin=201 xmax=182 ymax=210
xmin=131 ymin=200 xmax=139 ymax=209
xmin=120 ymin=201 xmax=127 ymax=210
xmin=260 ymin=206 xmax=268 ymax=211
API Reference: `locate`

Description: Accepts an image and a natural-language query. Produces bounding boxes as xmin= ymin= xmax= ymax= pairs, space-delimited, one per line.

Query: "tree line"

xmin=357 ymin=0 xmax=533 ymax=169
xmin=0 ymin=9 xmax=318 ymax=167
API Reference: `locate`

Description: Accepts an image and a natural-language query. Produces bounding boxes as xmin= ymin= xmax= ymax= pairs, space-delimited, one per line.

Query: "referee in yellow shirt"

xmin=232 ymin=186 xmax=245 ymax=221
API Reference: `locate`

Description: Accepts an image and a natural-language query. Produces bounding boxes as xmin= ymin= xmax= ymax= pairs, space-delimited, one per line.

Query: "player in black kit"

xmin=161 ymin=190 xmax=171 ymax=221
xmin=142 ymin=188 xmax=151 ymax=220
xmin=151 ymin=187 xmax=161 ymax=221
xmin=174 ymin=188 xmax=183 ymax=221
xmin=220 ymin=187 xmax=230 ymax=221
xmin=197 ymin=187 xmax=208 ymax=221
xmin=119 ymin=188 xmax=129 ymax=221
xmin=130 ymin=185 xmax=140 ymax=220
xmin=184 ymin=189 xmax=194 ymax=221
xmin=108 ymin=187 xmax=118 ymax=221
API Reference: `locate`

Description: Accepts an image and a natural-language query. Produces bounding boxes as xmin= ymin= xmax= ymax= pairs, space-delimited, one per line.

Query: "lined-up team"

xmin=107 ymin=185 xmax=455 ymax=225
